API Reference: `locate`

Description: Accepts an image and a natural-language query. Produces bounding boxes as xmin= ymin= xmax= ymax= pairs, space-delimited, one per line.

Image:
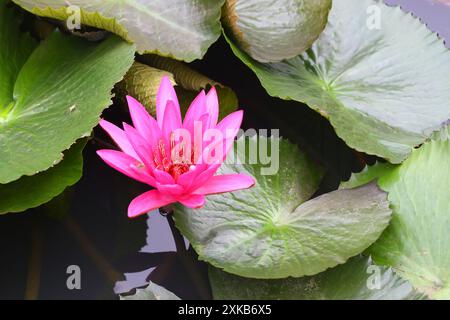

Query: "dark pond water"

xmin=0 ymin=0 xmax=449 ymax=299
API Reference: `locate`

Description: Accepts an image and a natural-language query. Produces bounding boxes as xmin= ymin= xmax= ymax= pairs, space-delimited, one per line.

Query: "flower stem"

xmin=163 ymin=210 xmax=211 ymax=299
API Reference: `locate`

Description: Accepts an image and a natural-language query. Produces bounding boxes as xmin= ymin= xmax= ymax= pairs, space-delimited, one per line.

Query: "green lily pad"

xmin=222 ymin=0 xmax=331 ymax=62
xmin=341 ymin=139 xmax=450 ymax=299
xmin=120 ymin=282 xmax=180 ymax=300
xmin=0 ymin=3 xmax=134 ymax=184
xmin=340 ymin=161 xmax=396 ymax=190
xmin=209 ymin=255 xmax=425 ymax=300
xmin=174 ymin=136 xmax=392 ymax=278
xmin=0 ymin=139 xmax=86 ymax=215
xmin=13 ymin=0 xmax=224 ymax=62
xmin=0 ymin=2 xmax=37 ymax=110
xmin=225 ymin=0 xmax=450 ymax=163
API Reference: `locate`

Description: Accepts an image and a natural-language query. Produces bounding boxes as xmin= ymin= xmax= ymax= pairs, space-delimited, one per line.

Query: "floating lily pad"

xmin=0 ymin=3 xmax=134 ymax=184
xmin=225 ymin=0 xmax=450 ymax=163
xmin=209 ymin=255 xmax=425 ymax=300
xmin=0 ymin=2 xmax=37 ymax=110
xmin=174 ymin=136 xmax=392 ymax=278
xmin=222 ymin=0 xmax=331 ymax=62
xmin=340 ymin=161 xmax=396 ymax=190
xmin=13 ymin=0 xmax=224 ymax=62
xmin=0 ymin=140 xmax=86 ymax=214
xmin=341 ymin=139 xmax=450 ymax=299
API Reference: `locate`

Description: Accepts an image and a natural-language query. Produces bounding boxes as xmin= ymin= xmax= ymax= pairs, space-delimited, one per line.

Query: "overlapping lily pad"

xmin=209 ymin=255 xmax=425 ymax=300
xmin=13 ymin=0 xmax=224 ymax=62
xmin=225 ymin=0 xmax=450 ymax=163
xmin=174 ymin=136 xmax=392 ymax=278
xmin=0 ymin=2 xmax=37 ymax=110
xmin=222 ymin=0 xmax=331 ymax=62
xmin=0 ymin=140 xmax=86 ymax=214
xmin=0 ymin=2 xmax=134 ymax=184
xmin=342 ymin=138 xmax=450 ymax=299
xmin=117 ymin=56 xmax=238 ymax=119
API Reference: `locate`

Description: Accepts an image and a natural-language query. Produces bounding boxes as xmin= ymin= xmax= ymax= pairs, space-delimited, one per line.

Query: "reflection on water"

xmin=114 ymin=211 xmax=190 ymax=296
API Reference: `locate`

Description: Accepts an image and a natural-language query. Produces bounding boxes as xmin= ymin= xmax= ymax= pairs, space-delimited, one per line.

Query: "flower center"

xmin=152 ymin=135 xmax=193 ymax=180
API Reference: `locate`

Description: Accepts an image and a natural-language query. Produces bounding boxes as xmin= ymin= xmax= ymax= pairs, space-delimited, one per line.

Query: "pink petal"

xmin=177 ymin=163 xmax=208 ymax=191
xmin=128 ymin=190 xmax=175 ymax=218
xmin=183 ymin=90 xmax=207 ymax=133
xmin=156 ymin=182 xmax=185 ymax=196
xmin=99 ymin=119 xmax=139 ymax=160
xmin=179 ymin=194 xmax=205 ymax=208
xmin=156 ymin=76 xmax=180 ymax=128
xmin=214 ymin=110 xmax=243 ymax=159
xmin=162 ymin=100 xmax=182 ymax=141
xmin=153 ymin=169 xmax=175 ymax=185
xmin=123 ymin=123 xmax=155 ymax=171
xmin=215 ymin=110 xmax=243 ymax=139
xmin=193 ymin=174 xmax=255 ymax=195
xmin=187 ymin=163 xmax=221 ymax=192
xmin=206 ymin=87 xmax=219 ymax=127
xmin=127 ymin=95 xmax=162 ymax=149
xmin=96 ymin=150 xmax=155 ymax=186
xmin=192 ymin=113 xmax=210 ymax=164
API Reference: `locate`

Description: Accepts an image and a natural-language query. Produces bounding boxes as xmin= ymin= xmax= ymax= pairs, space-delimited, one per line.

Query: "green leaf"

xmin=115 ymin=61 xmax=176 ymax=116
xmin=174 ymin=136 xmax=392 ymax=278
xmin=209 ymin=255 xmax=426 ymax=300
xmin=224 ymin=0 xmax=450 ymax=163
xmin=117 ymin=57 xmax=238 ymax=120
xmin=0 ymin=2 xmax=37 ymax=110
xmin=222 ymin=0 xmax=331 ymax=62
xmin=340 ymin=161 xmax=396 ymax=190
xmin=0 ymin=5 xmax=134 ymax=184
xmin=120 ymin=282 xmax=180 ymax=300
xmin=0 ymin=139 xmax=86 ymax=215
xmin=372 ymin=140 xmax=450 ymax=299
xmin=341 ymin=139 xmax=450 ymax=299
xmin=13 ymin=0 xmax=224 ymax=62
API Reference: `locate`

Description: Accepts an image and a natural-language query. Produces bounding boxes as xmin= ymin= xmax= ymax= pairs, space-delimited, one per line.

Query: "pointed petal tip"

xmin=234 ymin=109 xmax=244 ymax=117
xmin=161 ymin=75 xmax=172 ymax=84
xmin=126 ymin=94 xmax=139 ymax=102
xmin=127 ymin=190 xmax=175 ymax=218
xmin=127 ymin=209 xmax=146 ymax=219
xmin=126 ymin=95 xmax=139 ymax=106
xmin=207 ymin=86 xmax=217 ymax=95
xmin=159 ymin=75 xmax=176 ymax=92
xmin=156 ymin=76 xmax=180 ymax=127
xmin=126 ymin=95 xmax=148 ymax=115
xmin=242 ymin=174 xmax=256 ymax=189
xmin=122 ymin=121 xmax=132 ymax=130
xmin=96 ymin=149 xmax=110 ymax=158
xmin=96 ymin=149 xmax=104 ymax=157
xmin=98 ymin=119 xmax=115 ymax=131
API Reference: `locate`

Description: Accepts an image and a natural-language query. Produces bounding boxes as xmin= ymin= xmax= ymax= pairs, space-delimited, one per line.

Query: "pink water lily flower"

xmin=97 ymin=76 xmax=255 ymax=218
